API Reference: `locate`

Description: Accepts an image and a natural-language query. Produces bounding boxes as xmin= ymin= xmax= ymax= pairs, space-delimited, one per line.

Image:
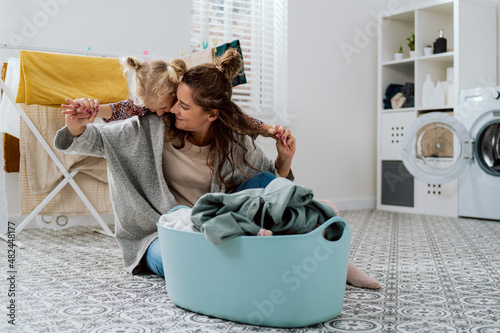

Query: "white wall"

xmin=0 ymin=0 xmax=190 ymax=57
xmin=1 ymin=0 xmax=500 ymax=221
xmin=287 ymin=0 xmax=407 ymax=209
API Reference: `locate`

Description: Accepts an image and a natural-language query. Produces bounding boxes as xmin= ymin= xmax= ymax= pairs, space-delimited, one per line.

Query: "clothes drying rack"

xmin=0 ymin=44 xmax=126 ymax=247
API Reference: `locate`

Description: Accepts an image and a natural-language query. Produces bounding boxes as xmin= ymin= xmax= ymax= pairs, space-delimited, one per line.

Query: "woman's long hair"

xmin=163 ymin=48 xmax=272 ymax=189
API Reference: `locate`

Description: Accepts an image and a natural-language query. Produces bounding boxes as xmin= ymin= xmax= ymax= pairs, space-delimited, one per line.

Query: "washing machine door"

xmin=401 ymin=112 xmax=472 ymax=184
xmin=474 ymin=119 xmax=500 ymax=177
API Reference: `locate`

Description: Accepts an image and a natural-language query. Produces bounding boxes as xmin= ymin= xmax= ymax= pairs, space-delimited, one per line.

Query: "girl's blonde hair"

xmin=121 ymin=57 xmax=187 ymax=106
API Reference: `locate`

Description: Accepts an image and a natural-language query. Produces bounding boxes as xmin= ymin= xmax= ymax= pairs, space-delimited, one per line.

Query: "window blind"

xmin=190 ymin=0 xmax=289 ymax=125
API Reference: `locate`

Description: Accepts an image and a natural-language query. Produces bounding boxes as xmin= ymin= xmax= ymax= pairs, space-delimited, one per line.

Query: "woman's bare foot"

xmin=257 ymin=228 xmax=273 ymax=236
xmin=347 ymin=261 xmax=381 ymax=289
xmin=318 ymin=199 xmax=340 ymax=215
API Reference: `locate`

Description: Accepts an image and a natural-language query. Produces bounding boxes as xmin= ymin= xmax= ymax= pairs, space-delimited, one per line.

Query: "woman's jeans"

xmin=145 ymin=171 xmax=277 ymax=277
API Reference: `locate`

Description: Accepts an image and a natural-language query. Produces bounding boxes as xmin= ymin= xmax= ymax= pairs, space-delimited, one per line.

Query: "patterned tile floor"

xmin=1 ymin=210 xmax=500 ymax=332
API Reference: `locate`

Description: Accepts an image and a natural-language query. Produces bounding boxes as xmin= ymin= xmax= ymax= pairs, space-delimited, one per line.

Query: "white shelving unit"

xmin=376 ymin=0 xmax=497 ymax=216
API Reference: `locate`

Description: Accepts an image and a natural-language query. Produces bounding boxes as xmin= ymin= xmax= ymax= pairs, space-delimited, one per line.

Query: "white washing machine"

xmin=401 ymin=86 xmax=500 ymax=221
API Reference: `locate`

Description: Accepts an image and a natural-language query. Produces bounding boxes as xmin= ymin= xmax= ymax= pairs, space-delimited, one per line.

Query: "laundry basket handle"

xmin=310 ymin=216 xmax=348 ymax=241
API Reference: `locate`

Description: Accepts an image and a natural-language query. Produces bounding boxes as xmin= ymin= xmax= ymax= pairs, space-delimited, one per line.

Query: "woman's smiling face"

xmin=170 ymin=82 xmax=217 ymax=134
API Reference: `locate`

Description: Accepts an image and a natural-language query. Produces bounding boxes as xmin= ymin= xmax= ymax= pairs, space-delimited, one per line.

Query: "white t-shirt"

xmin=162 ymin=139 xmax=212 ymax=207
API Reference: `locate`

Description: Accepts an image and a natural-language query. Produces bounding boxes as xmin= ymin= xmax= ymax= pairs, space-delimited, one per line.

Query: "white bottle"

xmin=422 ymin=74 xmax=435 ymax=107
xmin=447 ymin=82 xmax=454 ymax=106
xmin=434 ymin=81 xmax=445 ymax=106
xmin=441 ymin=81 xmax=449 ymax=102
xmin=446 ymin=67 xmax=454 ymax=83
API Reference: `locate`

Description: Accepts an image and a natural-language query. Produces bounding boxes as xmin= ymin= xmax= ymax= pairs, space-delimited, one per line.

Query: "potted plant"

xmin=406 ymin=32 xmax=415 ymax=58
xmin=424 ymin=45 xmax=433 ymax=56
xmin=394 ymin=43 xmax=403 ymax=60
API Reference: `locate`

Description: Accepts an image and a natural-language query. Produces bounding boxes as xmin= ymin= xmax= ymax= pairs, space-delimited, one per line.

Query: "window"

xmin=190 ymin=0 xmax=289 ymax=125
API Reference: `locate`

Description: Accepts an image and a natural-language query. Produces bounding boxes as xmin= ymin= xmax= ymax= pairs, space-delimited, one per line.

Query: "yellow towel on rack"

xmin=16 ymin=50 xmax=129 ymax=106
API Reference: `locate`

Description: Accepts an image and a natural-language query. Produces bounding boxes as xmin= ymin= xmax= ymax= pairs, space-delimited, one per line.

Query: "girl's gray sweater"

xmin=54 ymin=114 xmax=289 ymax=274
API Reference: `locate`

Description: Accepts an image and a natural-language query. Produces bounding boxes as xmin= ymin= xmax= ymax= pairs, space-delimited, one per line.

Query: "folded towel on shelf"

xmin=0 ymin=58 xmax=21 ymax=138
xmin=16 ymin=50 xmax=129 ymax=106
xmin=383 ymin=83 xmax=403 ymax=109
xmin=383 ymin=82 xmax=414 ymax=109
xmin=21 ymin=104 xmax=107 ymax=194
xmin=401 ymin=82 xmax=414 ymax=108
xmin=19 ymin=110 xmax=112 ymax=215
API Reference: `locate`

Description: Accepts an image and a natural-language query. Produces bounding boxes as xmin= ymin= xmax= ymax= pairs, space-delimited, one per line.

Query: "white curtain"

xmin=190 ymin=0 xmax=289 ymax=125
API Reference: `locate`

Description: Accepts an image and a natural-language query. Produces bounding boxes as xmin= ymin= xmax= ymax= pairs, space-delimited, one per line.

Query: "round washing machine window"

xmin=401 ymin=112 xmax=471 ymax=184
xmin=474 ymin=120 xmax=500 ymax=176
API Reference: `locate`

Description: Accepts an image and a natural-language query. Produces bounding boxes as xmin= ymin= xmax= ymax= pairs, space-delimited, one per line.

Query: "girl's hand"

xmin=62 ymin=98 xmax=99 ymax=137
xmin=61 ymin=98 xmax=100 ymax=119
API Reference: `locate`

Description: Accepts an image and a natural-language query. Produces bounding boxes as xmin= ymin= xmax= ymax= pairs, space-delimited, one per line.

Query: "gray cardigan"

xmin=54 ymin=114 xmax=291 ymax=274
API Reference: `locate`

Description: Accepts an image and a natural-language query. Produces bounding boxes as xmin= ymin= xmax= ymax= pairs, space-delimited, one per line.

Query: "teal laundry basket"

xmin=157 ymin=216 xmax=350 ymax=328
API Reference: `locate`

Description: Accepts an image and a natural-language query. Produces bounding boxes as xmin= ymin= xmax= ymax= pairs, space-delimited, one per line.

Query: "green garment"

xmin=191 ymin=178 xmax=340 ymax=244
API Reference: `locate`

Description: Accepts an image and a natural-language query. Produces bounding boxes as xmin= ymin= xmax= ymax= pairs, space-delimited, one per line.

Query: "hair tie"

xmin=215 ymin=65 xmax=223 ymax=72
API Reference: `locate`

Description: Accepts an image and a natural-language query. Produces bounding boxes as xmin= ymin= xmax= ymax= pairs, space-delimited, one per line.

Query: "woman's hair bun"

xmin=215 ymin=48 xmax=242 ymax=82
